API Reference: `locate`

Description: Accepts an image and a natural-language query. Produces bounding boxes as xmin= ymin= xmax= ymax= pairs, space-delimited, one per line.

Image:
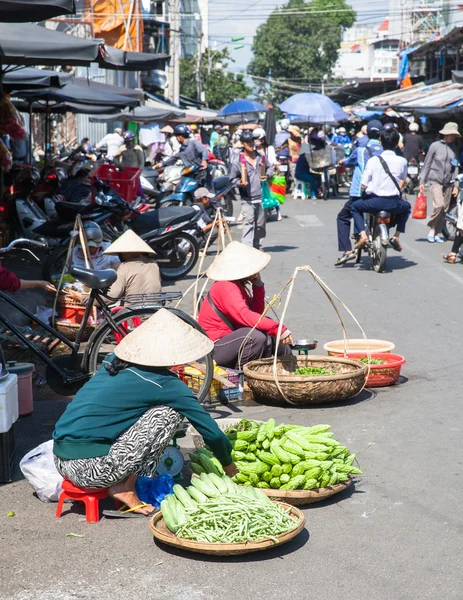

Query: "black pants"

xmin=451 ymin=231 xmax=463 ymax=254
xmin=213 ymin=327 xmax=292 ymax=369
xmin=337 ymin=196 xmax=360 ymax=252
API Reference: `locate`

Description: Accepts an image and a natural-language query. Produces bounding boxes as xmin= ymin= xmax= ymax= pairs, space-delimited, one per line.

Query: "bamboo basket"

xmin=243 ymin=355 xmax=367 ymax=405
xmin=149 ymin=502 xmax=305 ymax=556
xmin=260 ymin=478 xmax=352 ymax=506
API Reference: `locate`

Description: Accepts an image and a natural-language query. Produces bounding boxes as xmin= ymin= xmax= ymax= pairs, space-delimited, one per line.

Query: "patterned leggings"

xmin=54 ymin=405 xmax=183 ymax=489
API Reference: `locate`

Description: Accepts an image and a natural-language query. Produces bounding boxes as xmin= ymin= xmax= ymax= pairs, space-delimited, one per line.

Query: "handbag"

xmin=412 ymin=193 xmax=427 ymax=219
xmin=261 ymin=180 xmax=279 ymax=210
xmin=269 ymin=175 xmax=286 ymax=205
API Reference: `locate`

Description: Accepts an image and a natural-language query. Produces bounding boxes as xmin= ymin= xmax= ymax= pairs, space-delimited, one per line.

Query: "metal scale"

xmin=156 ymin=422 xmax=188 ymax=480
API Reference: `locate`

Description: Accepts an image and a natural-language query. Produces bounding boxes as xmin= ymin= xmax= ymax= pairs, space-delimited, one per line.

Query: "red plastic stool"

xmin=56 ymin=480 xmax=112 ymax=523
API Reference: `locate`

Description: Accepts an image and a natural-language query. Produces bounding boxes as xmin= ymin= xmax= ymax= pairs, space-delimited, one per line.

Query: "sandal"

xmin=443 ymin=253 xmax=457 ymax=264
xmin=389 ymin=237 xmax=402 ymax=252
xmin=103 ymin=503 xmax=158 ymax=519
xmin=335 ymin=251 xmax=357 ymax=266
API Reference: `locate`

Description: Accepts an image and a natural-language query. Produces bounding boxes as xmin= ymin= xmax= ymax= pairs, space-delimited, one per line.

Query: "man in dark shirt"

xmin=156 ymin=124 xmax=208 ymax=170
xmin=402 ymin=122 xmax=423 ymax=162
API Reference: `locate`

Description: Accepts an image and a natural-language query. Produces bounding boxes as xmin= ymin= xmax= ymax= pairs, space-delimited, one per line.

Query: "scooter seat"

xmin=212 ymin=176 xmax=230 ymax=192
xmin=130 ymin=206 xmax=199 ymax=233
xmin=55 ymin=201 xmax=94 ymax=222
xmin=70 ymin=266 xmax=117 ymax=289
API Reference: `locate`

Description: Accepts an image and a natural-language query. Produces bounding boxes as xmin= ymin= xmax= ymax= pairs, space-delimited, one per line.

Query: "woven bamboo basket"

xmin=55 ymin=320 xmax=96 ymax=342
xmin=243 ymin=355 xmax=367 ymax=405
xmin=149 ymin=502 xmax=305 ymax=556
xmin=260 ymin=477 xmax=352 ymax=506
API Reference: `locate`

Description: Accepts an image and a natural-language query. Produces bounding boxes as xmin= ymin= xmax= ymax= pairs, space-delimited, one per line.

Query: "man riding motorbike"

xmin=155 ymin=125 xmax=209 ymax=186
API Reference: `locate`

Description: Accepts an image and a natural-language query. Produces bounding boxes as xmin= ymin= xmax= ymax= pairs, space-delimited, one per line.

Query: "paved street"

xmin=1 ymin=190 xmax=462 ymax=600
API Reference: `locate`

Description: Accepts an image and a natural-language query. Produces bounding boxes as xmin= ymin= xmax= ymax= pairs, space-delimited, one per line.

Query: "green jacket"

xmin=53 ymin=355 xmax=232 ymax=465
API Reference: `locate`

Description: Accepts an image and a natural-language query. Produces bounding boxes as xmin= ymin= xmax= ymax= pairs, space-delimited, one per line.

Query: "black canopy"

xmin=0 ymin=0 xmax=75 ymax=22
xmin=90 ymin=105 xmax=185 ymax=123
xmin=13 ymin=98 xmax=126 ymax=115
xmin=101 ymin=47 xmax=169 ymax=72
xmin=3 ymin=67 xmax=72 ymax=90
xmin=17 ymin=81 xmax=139 ymax=108
xmin=73 ymin=77 xmax=145 ymax=102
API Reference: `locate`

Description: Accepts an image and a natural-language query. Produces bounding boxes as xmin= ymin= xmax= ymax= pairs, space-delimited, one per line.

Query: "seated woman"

xmin=197 ymin=241 xmax=294 ymax=369
xmin=71 ymin=221 xmax=120 ymax=271
xmin=53 ymin=309 xmax=237 ymax=515
xmin=352 ymin=128 xmax=411 ymax=251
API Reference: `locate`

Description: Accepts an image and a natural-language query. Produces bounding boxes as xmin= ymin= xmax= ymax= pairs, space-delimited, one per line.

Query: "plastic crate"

xmin=183 ymin=366 xmax=243 ymax=405
xmin=0 ymin=424 xmax=16 ymax=483
xmin=91 ymin=164 xmax=141 ymax=204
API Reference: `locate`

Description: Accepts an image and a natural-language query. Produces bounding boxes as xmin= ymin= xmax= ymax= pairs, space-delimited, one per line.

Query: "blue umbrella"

xmin=279 ymin=93 xmax=349 ymax=124
xmin=217 ymin=99 xmax=267 ymax=116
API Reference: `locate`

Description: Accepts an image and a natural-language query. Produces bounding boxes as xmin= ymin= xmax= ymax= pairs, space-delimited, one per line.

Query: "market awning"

xmin=409 ymin=28 xmax=463 ymax=59
xmin=100 ymin=46 xmax=169 ymax=72
xmin=13 ymin=98 xmax=124 ymax=115
xmin=3 ymin=67 xmax=72 ymax=90
xmin=73 ymin=77 xmax=145 ymax=102
xmin=89 ymin=104 xmax=185 ymax=123
xmin=16 ymin=81 xmax=139 ymax=109
xmin=0 ymin=0 xmax=75 ymax=22
xmin=171 ymin=106 xmax=218 ymax=123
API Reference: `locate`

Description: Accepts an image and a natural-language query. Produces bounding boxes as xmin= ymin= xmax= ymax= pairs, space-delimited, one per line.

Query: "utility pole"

xmin=168 ymin=0 xmax=180 ymax=105
xmin=195 ymin=31 xmax=203 ymax=102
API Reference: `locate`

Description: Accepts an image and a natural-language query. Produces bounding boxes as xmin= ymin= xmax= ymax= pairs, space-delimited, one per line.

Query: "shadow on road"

xmin=248 ymin=388 xmax=377 ymax=410
xmin=357 ymin=255 xmax=418 ymax=272
xmin=263 ymin=245 xmax=298 ymax=253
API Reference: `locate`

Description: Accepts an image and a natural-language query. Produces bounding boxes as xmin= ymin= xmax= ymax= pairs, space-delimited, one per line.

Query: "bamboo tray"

xmin=260 ymin=478 xmax=352 ymax=506
xmin=149 ymin=502 xmax=305 ymax=556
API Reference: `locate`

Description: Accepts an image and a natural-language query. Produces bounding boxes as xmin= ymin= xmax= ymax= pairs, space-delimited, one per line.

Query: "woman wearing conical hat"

xmin=197 ymin=241 xmax=294 ymax=369
xmin=53 ymin=309 xmax=237 ymax=516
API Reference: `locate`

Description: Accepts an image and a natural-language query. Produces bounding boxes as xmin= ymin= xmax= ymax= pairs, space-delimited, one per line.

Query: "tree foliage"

xmin=180 ymin=48 xmax=251 ymax=110
xmin=248 ymin=0 xmax=356 ymax=102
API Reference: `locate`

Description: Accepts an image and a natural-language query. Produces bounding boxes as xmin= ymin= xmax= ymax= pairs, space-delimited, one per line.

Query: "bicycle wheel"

xmin=84 ymin=306 xmax=214 ymax=403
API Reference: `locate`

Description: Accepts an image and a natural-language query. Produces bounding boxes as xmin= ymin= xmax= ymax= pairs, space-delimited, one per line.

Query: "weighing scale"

xmin=290 ymin=339 xmax=318 ymax=355
xmin=156 ymin=422 xmax=188 ymax=481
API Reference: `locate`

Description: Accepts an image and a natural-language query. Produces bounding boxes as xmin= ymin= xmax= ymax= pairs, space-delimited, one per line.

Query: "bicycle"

xmin=0 ymin=239 xmax=213 ymax=400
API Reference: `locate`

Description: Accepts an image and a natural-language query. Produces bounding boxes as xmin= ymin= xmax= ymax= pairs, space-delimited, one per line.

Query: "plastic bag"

xmin=19 ymin=440 xmax=64 ymax=502
xmin=135 ymin=473 xmax=175 ymax=508
xmin=269 ymin=175 xmax=287 ymax=205
xmin=412 ymin=193 xmax=427 ymax=219
xmin=261 ymin=181 xmax=279 ymax=210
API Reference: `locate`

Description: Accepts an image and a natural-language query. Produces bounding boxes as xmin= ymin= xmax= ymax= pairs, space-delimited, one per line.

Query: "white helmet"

xmin=280 ymin=119 xmax=290 ymax=131
xmin=409 ymin=122 xmax=419 ymax=132
xmin=252 ymin=127 xmax=266 ymax=140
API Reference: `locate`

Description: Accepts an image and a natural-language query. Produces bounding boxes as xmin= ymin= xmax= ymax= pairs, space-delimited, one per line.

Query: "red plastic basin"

xmin=333 ymin=352 xmax=406 ymax=387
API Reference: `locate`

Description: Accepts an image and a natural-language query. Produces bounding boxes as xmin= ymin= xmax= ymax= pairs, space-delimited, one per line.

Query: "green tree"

xmin=180 ymin=48 xmax=251 ymax=109
xmin=248 ymin=0 xmax=356 ymax=102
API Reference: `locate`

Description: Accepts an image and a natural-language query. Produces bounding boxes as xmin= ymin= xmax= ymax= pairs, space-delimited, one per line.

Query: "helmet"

xmin=114 ymin=127 xmax=123 ymax=135
xmin=173 ymin=124 xmax=190 ymax=137
xmin=190 ymin=124 xmax=198 ymax=131
xmin=383 ymin=122 xmax=398 ymax=131
xmin=240 ymin=130 xmax=254 ymax=144
xmin=367 ymin=119 xmax=383 ymax=137
xmin=252 ymin=127 xmax=266 ymax=140
xmin=409 ymin=122 xmax=419 ymax=132
xmin=338 ymin=127 xmax=347 ymax=134
xmin=123 ymin=131 xmax=135 ymax=141
xmin=280 ymin=119 xmax=290 ymax=131
xmin=80 ymin=221 xmax=103 ymax=247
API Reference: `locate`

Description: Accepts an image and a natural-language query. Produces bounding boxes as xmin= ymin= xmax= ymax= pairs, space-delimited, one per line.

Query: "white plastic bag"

xmin=20 ymin=440 xmax=63 ymax=502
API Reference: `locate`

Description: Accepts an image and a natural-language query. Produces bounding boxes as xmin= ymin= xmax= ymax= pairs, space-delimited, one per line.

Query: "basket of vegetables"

xmin=189 ymin=419 xmax=361 ymax=506
xmin=331 ymin=352 xmax=406 ymax=387
xmin=188 ymin=418 xmax=265 ymax=450
xmin=149 ymin=474 xmax=305 ymax=555
xmin=243 ymin=355 xmax=367 ymax=405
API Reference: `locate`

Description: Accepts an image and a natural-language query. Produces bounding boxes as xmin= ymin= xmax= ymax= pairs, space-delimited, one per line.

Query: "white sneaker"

xmin=434 ymin=235 xmax=445 ymax=243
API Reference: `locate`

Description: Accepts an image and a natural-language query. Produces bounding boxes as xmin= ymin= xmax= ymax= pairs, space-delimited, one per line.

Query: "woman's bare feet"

xmin=108 ymin=476 xmax=154 ymax=515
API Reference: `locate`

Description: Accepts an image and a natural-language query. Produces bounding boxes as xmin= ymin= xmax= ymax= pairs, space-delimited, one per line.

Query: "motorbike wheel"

xmin=156 ymin=232 xmax=199 ymax=280
xmin=221 ymin=192 xmax=234 ymax=217
xmin=442 ymin=204 xmax=458 ymax=241
xmin=372 ymin=235 xmax=387 ymax=273
xmin=321 ymin=181 xmax=328 ymax=201
xmin=84 ymin=307 xmax=214 ymax=404
xmin=44 ymin=245 xmax=69 ymax=283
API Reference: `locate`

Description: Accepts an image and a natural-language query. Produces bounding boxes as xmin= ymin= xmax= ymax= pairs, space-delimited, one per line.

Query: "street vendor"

xmin=71 ymin=221 xmax=120 ymax=272
xmin=53 ymin=309 xmax=237 ymax=516
xmin=197 ymin=241 xmax=294 ymax=369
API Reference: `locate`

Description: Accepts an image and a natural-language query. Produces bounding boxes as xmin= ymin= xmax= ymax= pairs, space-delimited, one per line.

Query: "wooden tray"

xmin=260 ymin=478 xmax=352 ymax=506
xmin=148 ymin=502 xmax=305 ymax=556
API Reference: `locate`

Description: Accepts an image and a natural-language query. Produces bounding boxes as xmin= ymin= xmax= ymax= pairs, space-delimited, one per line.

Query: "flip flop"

xmin=389 ymin=237 xmax=403 ymax=252
xmin=102 ymin=503 xmax=158 ymax=519
xmin=335 ymin=251 xmax=357 ymax=266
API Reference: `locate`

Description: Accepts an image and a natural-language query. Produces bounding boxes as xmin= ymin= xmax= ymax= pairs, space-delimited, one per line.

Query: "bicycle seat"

xmin=130 ymin=206 xmax=199 ymax=233
xmin=70 ymin=266 xmax=117 ymax=289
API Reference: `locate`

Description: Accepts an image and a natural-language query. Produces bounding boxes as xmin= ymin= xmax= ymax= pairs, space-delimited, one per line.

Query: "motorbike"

xmin=38 ymin=179 xmax=204 ymax=282
xmin=405 ymin=158 xmax=420 ymax=194
xmin=442 ymin=174 xmax=462 ymax=241
xmin=356 ymin=210 xmax=392 ymax=273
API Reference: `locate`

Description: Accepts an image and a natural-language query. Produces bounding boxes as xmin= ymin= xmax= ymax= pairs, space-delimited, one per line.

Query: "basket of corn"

xmin=243 ymin=355 xmax=367 ymax=405
xmin=149 ymin=474 xmax=305 ymax=555
xmin=189 ymin=418 xmax=361 ymax=506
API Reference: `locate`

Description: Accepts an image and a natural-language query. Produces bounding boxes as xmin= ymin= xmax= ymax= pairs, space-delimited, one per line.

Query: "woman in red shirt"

xmin=198 ymin=242 xmax=294 ymax=368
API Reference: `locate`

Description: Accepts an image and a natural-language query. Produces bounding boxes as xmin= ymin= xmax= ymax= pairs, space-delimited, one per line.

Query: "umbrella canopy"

xmin=90 ymin=104 xmax=185 ymax=123
xmin=0 ymin=23 xmax=100 ymax=67
xmin=16 ymin=81 xmax=139 ymax=108
xmin=279 ymin=93 xmax=349 ymax=124
xmin=0 ymin=0 xmax=75 ymax=22
xmin=217 ymin=99 xmax=267 ymax=117
xmin=13 ymin=98 xmax=125 ymax=115
xmin=73 ymin=77 xmax=144 ymax=102
xmin=100 ymin=47 xmax=169 ymax=72
xmin=3 ymin=67 xmax=72 ymax=90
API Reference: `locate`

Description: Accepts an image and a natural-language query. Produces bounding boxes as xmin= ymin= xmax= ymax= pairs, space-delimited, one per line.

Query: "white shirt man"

xmin=96 ymin=128 xmax=124 ymax=159
xmin=361 ymin=150 xmax=408 ymax=197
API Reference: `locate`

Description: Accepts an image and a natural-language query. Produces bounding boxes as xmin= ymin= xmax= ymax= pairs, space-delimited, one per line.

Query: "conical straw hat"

xmin=114 ymin=308 xmax=213 ymax=367
xmin=103 ymin=229 xmax=155 ymax=255
xmin=206 ymin=241 xmax=271 ymax=281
